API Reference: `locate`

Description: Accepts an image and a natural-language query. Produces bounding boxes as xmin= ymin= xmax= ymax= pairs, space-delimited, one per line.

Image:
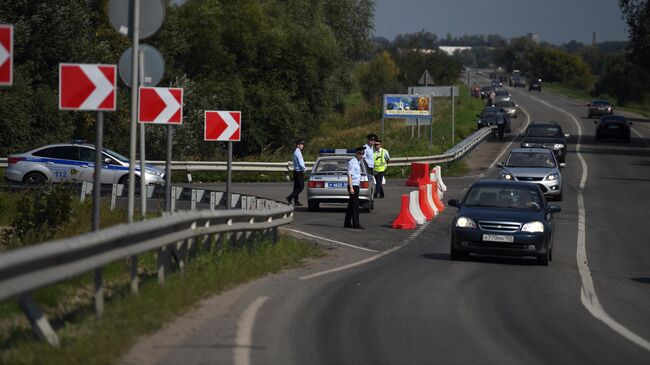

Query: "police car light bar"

xmin=319 ymin=148 xmax=356 ymax=155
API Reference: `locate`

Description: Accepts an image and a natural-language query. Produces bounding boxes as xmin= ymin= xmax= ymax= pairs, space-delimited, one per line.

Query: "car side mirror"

xmin=448 ymin=199 xmax=459 ymax=207
xmin=476 ymin=114 xmax=480 ymax=118
xmin=559 ymin=163 xmax=566 ymax=168
xmin=496 ymin=162 xmax=504 ymax=168
xmin=548 ymin=205 xmax=561 ymax=214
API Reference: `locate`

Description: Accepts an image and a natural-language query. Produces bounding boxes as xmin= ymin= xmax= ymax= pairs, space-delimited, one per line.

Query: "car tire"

xmin=625 ymin=135 xmax=631 ymax=143
xmin=23 ymin=172 xmax=47 ymax=184
xmin=549 ymin=247 xmax=553 ymax=262
xmin=363 ymin=201 xmax=371 ymax=213
xmin=450 ymin=247 xmax=464 ymax=261
xmin=537 ymin=249 xmax=550 ymax=266
xmin=308 ymin=200 xmax=319 ymax=212
xmin=595 ymin=133 xmax=601 ymax=142
xmin=556 ymin=191 xmax=563 ymax=201
xmin=119 ymin=174 xmax=140 ymax=186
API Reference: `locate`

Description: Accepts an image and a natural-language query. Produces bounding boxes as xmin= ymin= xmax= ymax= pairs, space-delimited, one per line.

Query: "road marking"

xmin=234 ymin=296 xmax=269 ymax=365
xmin=524 ymin=92 xmax=650 ymax=352
xmin=483 ymin=106 xmax=532 ymax=175
xmin=299 ymin=223 xmax=429 ymax=280
xmin=631 ymin=127 xmax=649 ymax=148
xmin=284 ymin=228 xmax=378 ymax=253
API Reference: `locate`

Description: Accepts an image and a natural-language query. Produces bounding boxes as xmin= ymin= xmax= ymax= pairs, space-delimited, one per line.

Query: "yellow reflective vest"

xmin=374 ymin=148 xmax=389 ymax=172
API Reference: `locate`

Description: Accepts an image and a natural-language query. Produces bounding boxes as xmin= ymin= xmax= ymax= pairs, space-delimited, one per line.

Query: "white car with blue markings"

xmin=306 ymin=149 xmax=375 ymax=212
xmin=4 ymin=142 xmax=165 ymax=185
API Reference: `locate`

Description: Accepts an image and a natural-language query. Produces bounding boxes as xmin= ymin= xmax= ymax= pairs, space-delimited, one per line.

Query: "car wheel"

xmin=537 ymin=249 xmax=550 ymax=266
xmin=625 ymin=135 xmax=631 ymax=143
xmin=370 ymin=199 xmax=375 ymax=210
xmin=119 ymin=174 xmax=140 ymax=186
xmin=308 ymin=200 xmax=319 ymax=212
xmin=549 ymin=247 xmax=553 ymax=262
xmin=362 ymin=201 xmax=371 ymax=213
xmin=556 ymin=191 xmax=563 ymax=202
xmin=450 ymin=247 xmax=464 ymax=261
xmin=23 ymin=172 xmax=47 ymax=184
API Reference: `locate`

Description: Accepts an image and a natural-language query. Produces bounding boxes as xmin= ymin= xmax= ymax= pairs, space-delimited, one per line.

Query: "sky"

xmin=373 ymin=0 xmax=629 ymax=45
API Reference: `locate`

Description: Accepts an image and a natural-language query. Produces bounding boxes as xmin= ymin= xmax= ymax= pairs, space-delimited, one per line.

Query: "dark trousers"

xmin=344 ymin=185 xmax=360 ymax=227
xmin=288 ymin=171 xmax=304 ymax=203
xmin=374 ymin=171 xmax=385 ymax=198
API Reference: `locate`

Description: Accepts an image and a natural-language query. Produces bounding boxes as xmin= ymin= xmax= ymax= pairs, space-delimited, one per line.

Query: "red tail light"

xmin=8 ymin=156 xmax=25 ymax=164
xmin=308 ymin=181 xmax=325 ymax=188
xmin=360 ymin=181 xmax=369 ymax=188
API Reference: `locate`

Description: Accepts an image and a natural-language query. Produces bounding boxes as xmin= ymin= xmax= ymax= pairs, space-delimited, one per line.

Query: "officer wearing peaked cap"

xmin=287 ymin=139 xmax=306 ymax=206
xmin=344 ymin=146 xmax=365 ymax=229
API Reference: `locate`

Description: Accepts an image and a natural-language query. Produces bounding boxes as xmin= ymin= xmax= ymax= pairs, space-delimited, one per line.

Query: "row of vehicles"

xmin=587 ymin=99 xmax=633 ymax=142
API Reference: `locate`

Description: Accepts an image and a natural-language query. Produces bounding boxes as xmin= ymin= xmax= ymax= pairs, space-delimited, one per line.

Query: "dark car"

xmin=448 ymin=180 xmax=561 ymax=265
xmin=480 ymin=86 xmax=494 ymax=99
xmin=520 ymin=122 xmax=570 ymax=162
xmin=587 ymin=99 xmax=614 ymax=118
xmin=594 ymin=115 xmax=632 ymax=142
xmin=529 ymin=78 xmax=542 ymax=92
xmin=476 ymin=107 xmax=511 ymax=131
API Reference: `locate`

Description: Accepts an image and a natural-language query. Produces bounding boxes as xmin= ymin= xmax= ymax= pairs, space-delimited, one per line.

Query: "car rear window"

xmin=592 ymin=100 xmax=610 ymax=106
xmin=314 ymin=160 xmax=349 ymax=173
xmin=506 ymin=152 xmax=556 ymax=168
xmin=526 ymin=126 xmax=561 ymax=137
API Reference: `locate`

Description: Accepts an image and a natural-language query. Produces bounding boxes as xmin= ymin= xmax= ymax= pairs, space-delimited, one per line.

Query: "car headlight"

xmin=522 ymin=221 xmax=544 ymax=233
xmin=501 ymin=172 xmax=513 ymax=180
xmin=455 ymin=216 xmax=477 ymax=228
xmin=545 ymin=173 xmax=559 ymax=181
xmin=553 ymin=143 xmax=565 ymax=150
xmin=522 ymin=142 xmax=533 ymax=147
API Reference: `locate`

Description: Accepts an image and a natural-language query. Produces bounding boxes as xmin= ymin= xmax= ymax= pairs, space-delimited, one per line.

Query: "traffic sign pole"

xmin=165 ymin=125 xmax=172 ymax=212
xmin=139 ymin=49 xmax=147 ymax=218
xmin=227 ymin=142 xmax=232 ymax=210
xmin=127 ymin=0 xmax=140 ymax=223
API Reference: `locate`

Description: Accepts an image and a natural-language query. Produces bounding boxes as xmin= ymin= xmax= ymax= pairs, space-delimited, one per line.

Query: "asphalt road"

xmin=121 ymin=87 xmax=650 ymax=365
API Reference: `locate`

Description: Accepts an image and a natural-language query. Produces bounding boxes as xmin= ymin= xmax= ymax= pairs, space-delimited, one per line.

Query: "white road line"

xmin=631 ymin=127 xmax=650 ymax=148
xmin=525 ymin=92 xmax=650 ymax=352
xmin=299 ymin=223 xmax=429 ymax=280
xmin=484 ymin=106 xmax=532 ymax=175
xmin=234 ymin=296 xmax=269 ymax=365
xmin=284 ymin=228 xmax=379 ymax=253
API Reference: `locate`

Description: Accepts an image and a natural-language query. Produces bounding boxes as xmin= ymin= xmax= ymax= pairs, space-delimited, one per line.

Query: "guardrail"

xmin=0 ymin=126 xmax=494 ymax=173
xmin=0 ymin=201 xmax=292 ymax=346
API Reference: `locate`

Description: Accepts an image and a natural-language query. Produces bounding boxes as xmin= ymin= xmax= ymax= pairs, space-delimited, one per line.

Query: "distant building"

xmin=438 ymin=46 xmax=472 ymax=55
xmin=526 ymin=33 xmax=540 ymax=44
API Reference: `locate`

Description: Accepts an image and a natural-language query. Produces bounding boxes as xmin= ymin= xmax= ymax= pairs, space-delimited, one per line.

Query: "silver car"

xmin=307 ymin=154 xmax=375 ymax=212
xmin=4 ymin=142 xmax=165 ymax=185
xmin=497 ymin=148 xmax=564 ymax=201
xmin=494 ymin=89 xmax=511 ymax=102
xmin=494 ymin=100 xmax=518 ymax=118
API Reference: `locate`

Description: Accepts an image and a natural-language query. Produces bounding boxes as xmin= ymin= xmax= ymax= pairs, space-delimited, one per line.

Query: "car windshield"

xmin=104 ymin=148 xmax=130 ymax=163
xmin=526 ymin=126 xmax=561 ymax=137
xmin=495 ymin=101 xmax=514 ymax=107
xmin=506 ymin=152 xmax=556 ymax=168
xmin=464 ymin=186 xmax=542 ymax=210
xmin=495 ymin=90 xmax=509 ymax=96
xmin=480 ymin=109 xmax=500 ymax=117
xmin=592 ymin=100 xmax=610 ymax=106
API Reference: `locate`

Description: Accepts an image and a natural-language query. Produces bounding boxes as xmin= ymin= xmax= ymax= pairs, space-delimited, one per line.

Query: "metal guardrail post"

xmin=111 ymin=184 xmax=118 ymax=211
xmin=19 ymin=294 xmax=59 ymax=347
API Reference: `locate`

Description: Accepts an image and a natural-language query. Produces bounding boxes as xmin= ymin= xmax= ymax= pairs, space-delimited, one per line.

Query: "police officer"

xmin=373 ymin=139 xmax=390 ymax=198
xmin=344 ymin=147 xmax=365 ymax=229
xmin=363 ymin=134 xmax=376 ymax=176
xmin=286 ymin=139 xmax=306 ymax=206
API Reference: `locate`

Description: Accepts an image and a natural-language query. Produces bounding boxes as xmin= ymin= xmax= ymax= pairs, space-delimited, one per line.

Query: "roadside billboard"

xmin=383 ymin=94 xmax=431 ymax=119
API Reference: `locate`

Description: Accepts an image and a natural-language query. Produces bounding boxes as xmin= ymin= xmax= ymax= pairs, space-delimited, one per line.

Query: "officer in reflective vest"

xmin=373 ymin=139 xmax=390 ymax=198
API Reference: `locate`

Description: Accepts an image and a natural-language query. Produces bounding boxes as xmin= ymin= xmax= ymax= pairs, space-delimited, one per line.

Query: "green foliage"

xmin=595 ymin=51 xmax=649 ymax=105
xmin=9 ymin=184 xmax=76 ymax=242
xmin=357 ymin=51 xmax=400 ymax=105
xmin=620 ymin=0 xmax=650 ymax=71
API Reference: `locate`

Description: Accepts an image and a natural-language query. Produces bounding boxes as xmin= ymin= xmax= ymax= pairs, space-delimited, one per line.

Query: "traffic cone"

xmin=392 ymin=194 xmax=417 ymax=229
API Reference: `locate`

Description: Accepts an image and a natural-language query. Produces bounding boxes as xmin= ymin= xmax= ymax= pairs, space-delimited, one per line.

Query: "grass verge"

xmin=0 ymin=234 xmax=323 ymax=365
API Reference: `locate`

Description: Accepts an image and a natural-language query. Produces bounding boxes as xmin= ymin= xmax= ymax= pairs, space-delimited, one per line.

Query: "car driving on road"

xmin=448 ymin=180 xmax=561 ymax=265
xmin=494 ymin=100 xmax=518 ymax=118
xmin=529 ymin=78 xmax=542 ymax=92
xmin=494 ymin=89 xmax=511 ymax=102
xmin=594 ymin=115 xmax=632 ymax=142
xmin=497 ymin=147 xmax=564 ymax=201
xmin=4 ymin=142 xmax=165 ymax=185
xmin=587 ymin=99 xmax=614 ymax=118
xmin=306 ymin=150 xmax=375 ymax=212
xmin=476 ymin=107 xmax=512 ymax=134
xmin=520 ymin=122 xmax=570 ymax=163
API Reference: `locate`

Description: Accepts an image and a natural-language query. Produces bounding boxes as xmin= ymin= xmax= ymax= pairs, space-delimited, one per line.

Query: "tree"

xmin=357 ymin=51 xmax=400 ymax=105
xmin=620 ymin=0 xmax=650 ymax=71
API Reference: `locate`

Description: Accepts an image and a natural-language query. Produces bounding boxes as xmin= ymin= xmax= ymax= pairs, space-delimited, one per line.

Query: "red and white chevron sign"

xmin=0 ymin=25 xmax=12 ymax=86
xmin=138 ymin=87 xmax=183 ymax=124
xmin=59 ymin=63 xmax=117 ymax=111
xmin=204 ymin=111 xmax=241 ymax=141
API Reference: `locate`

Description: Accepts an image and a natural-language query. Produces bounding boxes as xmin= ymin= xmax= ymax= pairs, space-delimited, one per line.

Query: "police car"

xmin=306 ymin=149 xmax=375 ymax=212
xmin=4 ymin=142 xmax=165 ymax=185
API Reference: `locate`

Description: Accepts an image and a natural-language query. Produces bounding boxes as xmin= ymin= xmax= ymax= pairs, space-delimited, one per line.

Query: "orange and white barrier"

xmin=392 ymin=194 xmax=417 ymax=229
xmin=430 ymin=165 xmax=447 ymax=198
xmin=406 ymin=163 xmax=432 ymax=186
xmin=409 ymin=190 xmax=427 ymax=224
xmin=431 ymin=181 xmax=445 ymax=213
xmin=426 ymin=184 xmax=439 ymax=216
xmin=418 ymin=185 xmax=434 ymax=221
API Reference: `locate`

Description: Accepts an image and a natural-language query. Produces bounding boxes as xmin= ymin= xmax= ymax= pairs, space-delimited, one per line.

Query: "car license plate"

xmin=328 ymin=182 xmax=346 ymax=188
xmin=483 ymin=234 xmax=514 ymax=243
xmin=608 ymin=125 xmax=620 ymax=129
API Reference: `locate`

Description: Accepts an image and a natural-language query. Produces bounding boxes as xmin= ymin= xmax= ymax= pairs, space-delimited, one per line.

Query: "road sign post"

xmin=59 ymin=62 xmax=116 ymax=318
xmin=0 ymin=24 xmax=13 ymax=86
xmin=139 ymin=86 xmax=183 ymax=211
xmin=205 ymin=111 xmax=242 ymax=210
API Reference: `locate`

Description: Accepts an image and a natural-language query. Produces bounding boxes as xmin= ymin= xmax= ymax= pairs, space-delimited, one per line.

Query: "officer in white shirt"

xmin=363 ymin=133 xmax=376 ymax=176
xmin=344 ymin=147 xmax=365 ymax=229
xmin=286 ymin=139 xmax=306 ymax=206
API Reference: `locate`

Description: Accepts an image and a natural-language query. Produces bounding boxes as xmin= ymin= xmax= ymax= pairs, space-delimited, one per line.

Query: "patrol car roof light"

xmin=71 ymin=139 xmax=86 ymax=144
xmin=319 ymin=148 xmax=357 ymax=156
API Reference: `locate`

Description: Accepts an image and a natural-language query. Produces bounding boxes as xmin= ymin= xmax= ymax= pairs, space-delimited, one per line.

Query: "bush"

xmin=10 ymin=183 xmax=75 ymax=241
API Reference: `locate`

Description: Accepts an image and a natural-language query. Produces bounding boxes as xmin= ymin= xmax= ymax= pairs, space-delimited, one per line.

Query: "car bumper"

xmin=451 ymin=229 xmax=548 ymax=257
xmin=4 ymin=168 xmax=24 ymax=182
